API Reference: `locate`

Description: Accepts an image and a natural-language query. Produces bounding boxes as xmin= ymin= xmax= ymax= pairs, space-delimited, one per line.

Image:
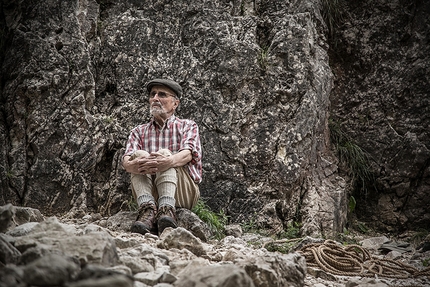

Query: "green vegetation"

xmin=264 ymin=222 xmax=302 ymax=254
xmin=258 ymin=46 xmax=270 ymax=70
xmin=5 ymin=169 xmax=15 ymax=179
xmin=356 ymin=221 xmax=369 ymax=234
xmin=192 ymin=200 xmax=228 ymax=240
xmin=337 ymin=227 xmax=359 ymax=245
xmin=240 ymin=214 xmax=259 ymax=233
xmin=409 ymin=229 xmax=429 ymax=247
xmin=278 ymin=222 xmax=301 ymax=240
xmin=103 ymin=115 xmax=116 ymax=124
xmin=348 ymin=195 xmax=356 ymax=213
xmin=265 ymin=240 xmax=296 ymax=254
xmin=320 ymin=0 xmax=346 ymax=39
xmin=0 ymin=164 xmax=15 ymax=180
xmin=240 ymin=1 xmax=245 ymax=16
xmin=329 ymin=120 xmax=374 ymax=196
xmin=127 ymin=196 xmax=139 ymax=212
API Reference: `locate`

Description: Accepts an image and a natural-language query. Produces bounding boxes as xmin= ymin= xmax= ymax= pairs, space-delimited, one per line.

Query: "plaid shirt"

xmin=124 ymin=115 xmax=202 ymax=183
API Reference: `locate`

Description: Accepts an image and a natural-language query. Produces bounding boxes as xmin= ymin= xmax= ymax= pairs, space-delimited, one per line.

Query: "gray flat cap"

xmin=146 ymin=78 xmax=182 ymax=98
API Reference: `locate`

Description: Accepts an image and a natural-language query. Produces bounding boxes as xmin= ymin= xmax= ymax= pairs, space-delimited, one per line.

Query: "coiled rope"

xmin=298 ymin=240 xmax=430 ymax=279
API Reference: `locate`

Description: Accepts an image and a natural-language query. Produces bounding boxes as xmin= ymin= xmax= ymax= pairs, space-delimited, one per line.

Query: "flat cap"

xmin=146 ymin=78 xmax=183 ymax=98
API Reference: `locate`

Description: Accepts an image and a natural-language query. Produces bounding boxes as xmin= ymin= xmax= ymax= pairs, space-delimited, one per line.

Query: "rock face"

xmin=329 ymin=0 xmax=430 ymax=231
xmin=0 ymin=0 xmax=428 ymax=236
xmin=0 ymin=0 xmax=341 ymax=237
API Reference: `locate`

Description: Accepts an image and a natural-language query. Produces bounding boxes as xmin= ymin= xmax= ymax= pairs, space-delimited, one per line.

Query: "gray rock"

xmin=345 ymin=278 xmax=390 ymax=287
xmin=176 ymin=208 xmax=213 ymax=242
xmin=134 ymin=266 xmax=176 ymax=285
xmin=0 ymin=0 xmax=347 ymax=238
xmin=359 ymin=236 xmax=390 ymax=250
xmin=329 ymin=0 xmax=430 ymax=231
xmin=119 ymin=243 xmax=170 ymax=275
xmin=225 ymin=224 xmax=243 ymax=238
xmin=76 ymin=264 xmax=132 ymax=281
xmin=67 ymin=274 xmax=134 ymax=287
xmin=0 ymin=266 xmax=25 ymax=287
xmin=2 ymin=204 xmax=310 ymax=287
xmin=0 ymin=204 xmax=14 ymax=233
xmin=18 ymin=246 xmax=51 ymax=265
xmin=0 ymin=233 xmax=21 ymax=265
xmin=6 ymin=222 xmax=40 ymax=237
xmin=13 ymin=217 xmax=119 ymax=266
xmin=235 ymin=252 xmax=306 ymax=287
xmin=385 ymin=250 xmax=402 ymax=260
xmin=106 ymin=211 xmax=137 ymax=233
xmin=157 ymin=227 xmax=206 ymax=257
xmin=22 ymin=253 xmax=80 ymax=286
xmin=4 ymin=204 xmax=428 ymax=287
xmin=0 ymin=204 xmax=44 ymax=234
xmin=174 ymin=264 xmax=255 ymax=287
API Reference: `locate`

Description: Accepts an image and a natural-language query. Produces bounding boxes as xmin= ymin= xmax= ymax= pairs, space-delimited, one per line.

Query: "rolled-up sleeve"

xmin=180 ymin=120 xmax=202 ymax=164
xmin=123 ymin=126 xmax=144 ymax=160
xmin=179 ymin=120 xmax=202 ymax=183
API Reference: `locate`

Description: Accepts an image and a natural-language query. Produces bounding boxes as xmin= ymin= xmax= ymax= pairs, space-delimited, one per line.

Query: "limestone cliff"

xmin=329 ymin=0 xmax=430 ymax=232
xmin=0 ymin=0 xmax=428 ymax=236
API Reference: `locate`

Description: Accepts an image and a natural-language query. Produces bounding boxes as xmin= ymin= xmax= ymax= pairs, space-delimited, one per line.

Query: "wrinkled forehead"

xmin=149 ymin=85 xmax=176 ymax=95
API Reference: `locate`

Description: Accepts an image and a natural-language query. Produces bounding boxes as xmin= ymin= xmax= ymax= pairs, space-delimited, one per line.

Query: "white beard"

xmin=150 ymin=105 xmax=165 ymax=116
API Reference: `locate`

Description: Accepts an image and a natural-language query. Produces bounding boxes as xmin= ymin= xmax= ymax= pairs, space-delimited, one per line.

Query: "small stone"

xmin=359 ymin=236 xmax=390 ymax=250
xmin=225 ymin=224 xmax=243 ymax=238
xmin=385 ymin=250 xmax=402 ymax=260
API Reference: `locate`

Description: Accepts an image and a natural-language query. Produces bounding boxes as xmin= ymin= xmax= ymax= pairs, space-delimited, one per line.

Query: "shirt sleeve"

xmin=179 ymin=120 xmax=202 ymax=165
xmin=123 ymin=127 xmax=142 ymax=159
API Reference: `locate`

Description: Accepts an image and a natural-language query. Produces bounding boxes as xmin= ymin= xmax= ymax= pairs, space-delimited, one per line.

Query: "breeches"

xmin=129 ymin=149 xmax=200 ymax=209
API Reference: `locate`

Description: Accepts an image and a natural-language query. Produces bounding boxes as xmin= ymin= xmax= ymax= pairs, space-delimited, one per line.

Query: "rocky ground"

xmin=0 ymin=204 xmax=429 ymax=287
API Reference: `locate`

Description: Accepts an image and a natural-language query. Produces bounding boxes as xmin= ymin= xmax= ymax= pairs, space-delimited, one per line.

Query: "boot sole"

xmin=131 ymin=222 xmax=154 ymax=235
xmin=158 ymin=217 xmax=177 ymax=234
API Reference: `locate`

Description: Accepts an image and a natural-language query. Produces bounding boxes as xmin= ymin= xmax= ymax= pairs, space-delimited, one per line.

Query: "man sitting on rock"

xmin=122 ymin=78 xmax=202 ymax=235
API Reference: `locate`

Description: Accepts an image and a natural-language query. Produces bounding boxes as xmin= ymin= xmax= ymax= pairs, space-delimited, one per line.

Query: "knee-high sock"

xmin=156 ymin=168 xmax=177 ymax=208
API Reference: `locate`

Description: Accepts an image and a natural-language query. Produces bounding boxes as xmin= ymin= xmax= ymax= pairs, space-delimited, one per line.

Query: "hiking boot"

xmin=131 ymin=202 xmax=157 ymax=235
xmin=157 ymin=205 xmax=177 ymax=235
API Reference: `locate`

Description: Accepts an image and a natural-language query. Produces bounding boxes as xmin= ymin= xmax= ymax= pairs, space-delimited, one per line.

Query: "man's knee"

xmin=157 ymin=149 xmax=172 ymax=157
xmin=130 ymin=150 xmax=149 ymax=160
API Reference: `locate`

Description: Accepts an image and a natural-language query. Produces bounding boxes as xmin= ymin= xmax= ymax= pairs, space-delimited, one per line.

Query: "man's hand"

xmin=123 ymin=149 xmax=192 ymax=175
xmin=123 ymin=155 xmax=159 ymax=175
xmin=149 ymin=152 xmax=173 ymax=173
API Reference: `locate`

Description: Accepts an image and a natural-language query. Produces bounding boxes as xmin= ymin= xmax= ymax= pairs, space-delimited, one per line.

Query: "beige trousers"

xmin=129 ymin=149 xmax=200 ymax=210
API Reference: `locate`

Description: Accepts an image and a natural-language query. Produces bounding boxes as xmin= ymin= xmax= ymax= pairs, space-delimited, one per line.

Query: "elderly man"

xmin=122 ymin=78 xmax=202 ymax=235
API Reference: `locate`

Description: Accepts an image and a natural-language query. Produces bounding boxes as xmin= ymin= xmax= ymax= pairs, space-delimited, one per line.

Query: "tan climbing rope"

xmin=298 ymin=240 xmax=430 ymax=279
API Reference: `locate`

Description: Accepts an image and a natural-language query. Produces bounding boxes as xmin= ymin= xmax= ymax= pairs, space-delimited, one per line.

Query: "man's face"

xmin=149 ymin=85 xmax=179 ymax=118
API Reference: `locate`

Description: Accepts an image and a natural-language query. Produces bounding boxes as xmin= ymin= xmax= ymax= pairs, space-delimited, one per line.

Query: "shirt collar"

xmin=151 ymin=115 xmax=176 ymax=129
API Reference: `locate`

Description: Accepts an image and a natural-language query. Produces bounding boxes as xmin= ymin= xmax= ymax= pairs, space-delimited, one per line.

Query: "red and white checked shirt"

xmin=124 ymin=115 xmax=202 ymax=183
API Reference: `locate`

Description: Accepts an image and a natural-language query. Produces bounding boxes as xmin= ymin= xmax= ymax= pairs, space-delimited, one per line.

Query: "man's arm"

xmin=122 ymin=155 xmax=143 ymax=174
xmin=122 ymin=150 xmax=191 ymax=175
xmin=122 ymin=154 xmax=159 ymax=175
xmin=151 ymin=149 xmax=191 ymax=173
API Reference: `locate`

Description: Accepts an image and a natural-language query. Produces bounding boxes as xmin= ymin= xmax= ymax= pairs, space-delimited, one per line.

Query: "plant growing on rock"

xmin=258 ymin=45 xmax=270 ymax=70
xmin=320 ymin=0 xmax=347 ymax=39
xmin=126 ymin=196 xmax=138 ymax=212
xmin=263 ymin=222 xmax=303 ymax=254
xmin=329 ymin=119 xmax=374 ymax=196
xmin=0 ymin=164 xmax=15 ymax=180
xmin=192 ymin=200 xmax=228 ymax=239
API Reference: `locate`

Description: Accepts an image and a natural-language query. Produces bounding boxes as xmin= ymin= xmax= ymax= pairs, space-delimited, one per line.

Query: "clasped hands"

xmin=128 ymin=152 xmax=172 ymax=175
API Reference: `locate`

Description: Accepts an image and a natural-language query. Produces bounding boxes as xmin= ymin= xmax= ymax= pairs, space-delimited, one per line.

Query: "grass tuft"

xmin=329 ymin=120 xmax=374 ymax=195
xmin=192 ymin=200 xmax=228 ymax=240
xmin=320 ymin=0 xmax=346 ymax=39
